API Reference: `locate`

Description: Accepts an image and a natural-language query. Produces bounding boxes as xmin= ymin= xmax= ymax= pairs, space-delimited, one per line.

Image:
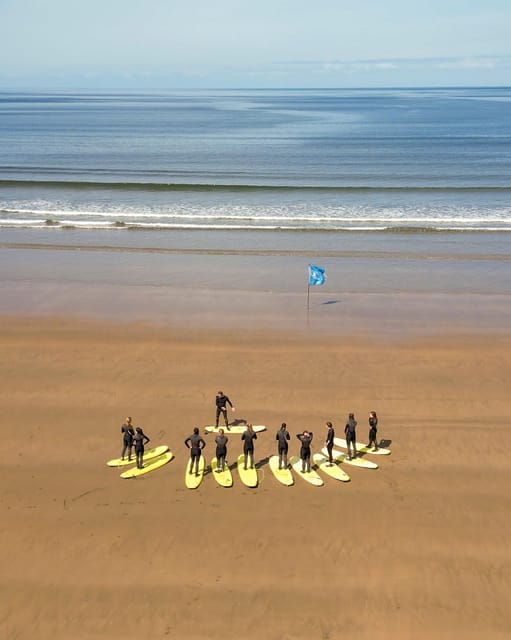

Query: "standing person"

xmin=215 ymin=391 xmax=235 ymax=430
xmin=368 ymin=411 xmax=379 ymax=451
xmin=215 ymin=428 xmax=228 ymax=473
xmin=241 ymin=423 xmax=257 ymax=470
xmin=276 ymin=422 xmax=291 ymax=469
xmin=121 ymin=416 xmax=135 ymax=461
xmin=296 ymin=430 xmax=314 ymax=473
xmin=185 ymin=427 xmax=206 ymax=476
xmin=133 ymin=426 xmax=150 ymax=469
xmin=325 ymin=421 xmax=335 ymax=465
xmin=345 ymin=413 xmax=357 ymax=460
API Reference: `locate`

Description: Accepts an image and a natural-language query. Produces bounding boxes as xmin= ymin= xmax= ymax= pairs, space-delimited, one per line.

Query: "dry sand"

xmin=1 ymin=317 xmax=511 ymax=640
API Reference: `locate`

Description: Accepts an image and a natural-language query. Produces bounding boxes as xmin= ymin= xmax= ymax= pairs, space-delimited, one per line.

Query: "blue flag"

xmin=308 ymin=264 xmax=326 ymax=286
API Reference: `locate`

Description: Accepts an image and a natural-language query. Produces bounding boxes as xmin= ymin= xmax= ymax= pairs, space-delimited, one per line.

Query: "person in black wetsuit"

xmin=215 ymin=391 xmax=235 ymax=429
xmin=368 ymin=411 xmax=379 ymax=451
xmin=276 ymin=422 xmax=291 ymax=469
xmin=215 ymin=428 xmax=228 ymax=472
xmin=121 ymin=416 xmax=135 ymax=461
xmin=325 ymin=421 xmax=335 ymax=465
xmin=345 ymin=413 xmax=357 ymax=460
xmin=185 ymin=427 xmax=206 ymax=476
xmin=133 ymin=426 xmax=150 ymax=469
xmin=241 ymin=423 xmax=257 ymax=470
xmin=296 ymin=430 xmax=313 ymax=473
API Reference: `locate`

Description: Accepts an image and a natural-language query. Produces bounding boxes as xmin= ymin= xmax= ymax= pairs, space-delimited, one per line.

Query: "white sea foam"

xmin=1 ymin=189 xmax=511 ymax=233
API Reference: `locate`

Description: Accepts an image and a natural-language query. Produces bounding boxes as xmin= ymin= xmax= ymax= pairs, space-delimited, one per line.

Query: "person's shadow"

xmin=255 ymin=456 xmax=270 ymax=470
xmin=229 ymin=418 xmax=248 ymax=426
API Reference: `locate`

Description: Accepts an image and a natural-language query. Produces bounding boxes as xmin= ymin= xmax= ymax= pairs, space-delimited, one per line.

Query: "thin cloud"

xmin=277 ymin=55 xmax=511 ymax=73
xmin=434 ymin=58 xmax=499 ymax=70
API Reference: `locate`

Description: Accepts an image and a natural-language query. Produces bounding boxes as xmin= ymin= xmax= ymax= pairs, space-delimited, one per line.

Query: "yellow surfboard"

xmin=211 ymin=457 xmax=233 ymax=487
xmin=107 ymin=445 xmax=169 ymax=467
xmin=313 ymin=453 xmax=350 ymax=482
xmin=236 ymin=454 xmax=258 ymax=488
xmin=205 ymin=425 xmax=266 ymax=434
xmin=120 ymin=451 xmax=174 ymax=478
xmin=333 ymin=437 xmax=391 ymax=455
xmin=323 ymin=447 xmax=378 ymax=470
xmin=185 ymin=454 xmax=205 ymax=489
xmin=290 ymin=455 xmax=323 ymax=486
xmin=268 ymin=455 xmax=294 ymax=486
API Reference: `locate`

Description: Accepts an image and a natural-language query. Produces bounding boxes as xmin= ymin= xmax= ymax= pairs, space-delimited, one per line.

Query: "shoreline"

xmin=4 ymin=238 xmax=511 ymax=260
xmin=2 ymin=228 xmax=511 ymax=337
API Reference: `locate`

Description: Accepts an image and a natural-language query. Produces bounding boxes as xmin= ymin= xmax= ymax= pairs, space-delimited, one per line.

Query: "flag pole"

xmin=307 ymin=264 xmax=326 ymax=314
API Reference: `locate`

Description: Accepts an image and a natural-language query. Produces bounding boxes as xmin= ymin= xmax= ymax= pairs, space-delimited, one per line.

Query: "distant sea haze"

xmin=1 ymin=87 xmax=510 ymax=232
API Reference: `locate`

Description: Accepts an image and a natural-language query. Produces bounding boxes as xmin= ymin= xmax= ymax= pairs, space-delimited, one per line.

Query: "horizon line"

xmin=1 ymin=84 xmax=511 ymax=92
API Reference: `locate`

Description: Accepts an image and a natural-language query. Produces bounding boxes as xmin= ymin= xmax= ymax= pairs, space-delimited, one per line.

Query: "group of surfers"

xmin=119 ymin=390 xmax=379 ymax=474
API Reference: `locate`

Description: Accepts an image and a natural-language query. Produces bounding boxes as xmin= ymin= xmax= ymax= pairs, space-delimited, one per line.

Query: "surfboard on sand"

xmin=211 ymin=457 xmax=233 ymax=487
xmin=185 ymin=454 xmax=205 ymax=489
xmin=333 ymin=437 xmax=391 ymax=456
xmin=107 ymin=445 xmax=169 ymax=467
xmin=268 ymin=455 xmax=294 ymax=486
xmin=236 ymin=454 xmax=258 ymax=488
xmin=323 ymin=447 xmax=378 ymax=470
xmin=205 ymin=425 xmax=266 ymax=434
xmin=120 ymin=451 xmax=174 ymax=478
xmin=313 ymin=453 xmax=350 ymax=482
xmin=289 ymin=455 xmax=323 ymax=486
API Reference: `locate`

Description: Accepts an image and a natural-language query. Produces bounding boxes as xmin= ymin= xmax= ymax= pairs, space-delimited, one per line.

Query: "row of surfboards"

xmin=106 ymin=432 xmax=391 ymax=487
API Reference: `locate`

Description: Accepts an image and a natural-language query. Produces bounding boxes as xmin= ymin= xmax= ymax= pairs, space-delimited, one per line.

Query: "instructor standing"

xmin=215 ymin=390 xmax=235 ymax=429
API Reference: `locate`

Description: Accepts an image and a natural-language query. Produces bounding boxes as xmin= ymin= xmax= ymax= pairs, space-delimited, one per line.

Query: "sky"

xmin=0 ymin=0 xmax=510 ymax=88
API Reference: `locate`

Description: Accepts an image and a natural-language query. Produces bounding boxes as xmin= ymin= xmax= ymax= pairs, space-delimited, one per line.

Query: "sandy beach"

xmin=2 ymin=310 xmax=511 ymax=640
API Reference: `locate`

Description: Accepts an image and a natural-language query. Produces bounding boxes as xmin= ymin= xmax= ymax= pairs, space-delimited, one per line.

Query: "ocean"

xmin=1 ymin=87 xmax=511 ymax=233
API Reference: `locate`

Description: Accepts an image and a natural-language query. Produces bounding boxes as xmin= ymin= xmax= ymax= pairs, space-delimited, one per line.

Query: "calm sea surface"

xmin=1 ymin=87 xmax=510 ymax=233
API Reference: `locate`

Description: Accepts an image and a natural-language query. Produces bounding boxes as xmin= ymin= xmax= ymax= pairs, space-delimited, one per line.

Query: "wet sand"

xmin=2 ymin=315 xmax=511 ymax=640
